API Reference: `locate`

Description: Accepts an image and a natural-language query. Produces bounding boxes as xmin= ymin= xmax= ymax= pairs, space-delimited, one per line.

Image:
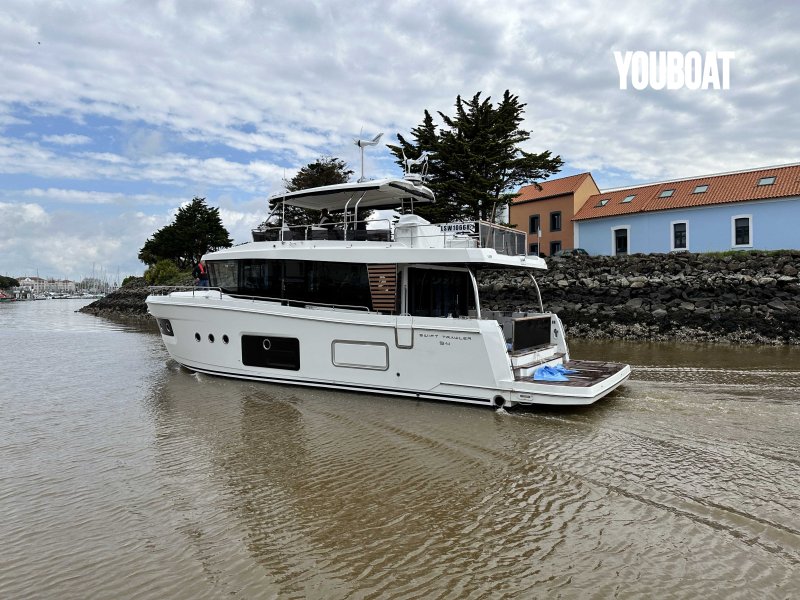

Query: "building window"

xmin=692 ymin=185 xmax=709 ymax=194
xmin=528 ymin=214 xmax=540 ymax=234
xmin=659 ymin=189 xmax=675 ymax=198
xmin=612 ymin=227 xmax=629 ymax=256
xmin=758 ymin=176 xmax=776 ymax=186
xmin=732 ymin=215 xmax=752 ymax=247
xmin=671 ymin=221 xmax=688 ymax=251
xmin=529 ymin=243 xmax=539 ymax=256
xmin=621 ymin=194 xmax=635 ymax=203
xmin=550 ymin=241 xmax=561 ymax=255
xmin=596 ymin=198 xmax=609 ymax=207
xmin=550 ymin=211 xmax=561 ymax=232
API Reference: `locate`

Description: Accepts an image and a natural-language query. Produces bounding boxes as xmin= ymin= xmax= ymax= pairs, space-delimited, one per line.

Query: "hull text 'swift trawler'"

xmin=147 ymin=166 xmax=630 ymax=408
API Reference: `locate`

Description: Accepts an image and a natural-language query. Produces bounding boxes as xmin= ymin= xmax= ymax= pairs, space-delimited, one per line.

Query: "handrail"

xmin=251 ymin=217 xmax=528 ymax=256
xmin=147 ymin=286 xmax=371 ymax=312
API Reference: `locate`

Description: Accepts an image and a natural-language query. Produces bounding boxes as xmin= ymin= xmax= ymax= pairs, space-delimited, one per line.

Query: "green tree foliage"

xmin=143 ymin=259 xmax=192 ymax=286
xmin=138 ymin=198 xmax=232 ymax=269
xmin=121 ymin=275 xmax=143 ymax=288
xmin=269 ymin=156 xmax=353 ymax=226
xmin=388 ymin=91 xmax=563 ymax=223
xmin=0 ymin=275 xmax=20 ymax=289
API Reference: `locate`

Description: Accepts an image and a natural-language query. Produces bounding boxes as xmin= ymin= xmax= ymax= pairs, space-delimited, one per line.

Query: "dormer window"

xmin=692 ymin=185 xmax=709 ymax=194
xmin=659 ymin=189 xmax=675 ymax=198
xmin=621 ymin=194 xmax=635 ymax=203
xmin=596 ymin=198 xmax=609 ymax=207
xmin=758 ymin=176 xmax=776 ymax=186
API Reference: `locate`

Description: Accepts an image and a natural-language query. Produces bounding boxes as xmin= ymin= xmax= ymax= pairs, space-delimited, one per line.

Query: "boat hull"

xmin=147 ymin=292 xmax=628 ymax=408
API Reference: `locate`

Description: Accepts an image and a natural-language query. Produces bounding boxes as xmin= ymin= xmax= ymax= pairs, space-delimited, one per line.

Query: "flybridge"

xmin=254 ymin=176 xmax=527 ymax=257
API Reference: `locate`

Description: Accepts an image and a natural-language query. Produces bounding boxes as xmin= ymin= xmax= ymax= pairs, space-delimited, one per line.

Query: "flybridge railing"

xmin=250 ymin=217 xmax=527 ymax=256
xmin=430 ymin=221 xmax=527 ymax=256
xmin=252 ymin=219 xmax=392 ymax=242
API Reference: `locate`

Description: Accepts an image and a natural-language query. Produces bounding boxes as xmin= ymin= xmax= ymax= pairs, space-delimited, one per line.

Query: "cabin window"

xmin=207 ymin=259 xmax=371 ymax=309
xmin=407 ymin=267 xmax=475 ymax=318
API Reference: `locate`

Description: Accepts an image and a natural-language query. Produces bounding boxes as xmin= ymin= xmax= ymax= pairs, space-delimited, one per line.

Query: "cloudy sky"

xmin=1 ymin=0 xmax=797 ymax=281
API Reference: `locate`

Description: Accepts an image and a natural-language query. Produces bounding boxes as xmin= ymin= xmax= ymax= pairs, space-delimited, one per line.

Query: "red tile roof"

xmin=514 ymin=172 xmax=592 ymax=204
xmin=574 ymin=163 xmax=800 ymax=221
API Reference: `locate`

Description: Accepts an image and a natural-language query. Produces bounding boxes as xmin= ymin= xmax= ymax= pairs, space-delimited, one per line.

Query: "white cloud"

xmin=0 ymin=201 xmax=49 ymax=224
xmin=0 ymin=0 xmax=797 ymax=277
xmin=41 ymin=133 xmax=91 ymax=145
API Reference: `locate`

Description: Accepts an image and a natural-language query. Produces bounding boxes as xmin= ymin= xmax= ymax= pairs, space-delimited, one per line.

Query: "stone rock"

xmin=626 ymin=298 xmax=644 ymax=309
xmin=767 ymin=299 xmax=788 ymax=311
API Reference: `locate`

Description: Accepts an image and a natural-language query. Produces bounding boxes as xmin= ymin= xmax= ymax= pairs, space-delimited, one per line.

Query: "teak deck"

xmin=518 ymin=360 xmax=629 ymax=387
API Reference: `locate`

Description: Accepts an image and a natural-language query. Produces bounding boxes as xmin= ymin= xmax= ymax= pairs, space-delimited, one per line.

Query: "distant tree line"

xmin=0 ymin=276 xmax=19 ymax=289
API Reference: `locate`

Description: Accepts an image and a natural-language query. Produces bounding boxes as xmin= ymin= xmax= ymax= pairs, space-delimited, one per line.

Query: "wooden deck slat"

xmin=517 ymin=360 xmax=628 ymax=387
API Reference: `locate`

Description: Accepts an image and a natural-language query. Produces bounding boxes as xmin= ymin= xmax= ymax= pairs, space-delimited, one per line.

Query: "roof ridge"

xmin=599 ymin=161 xmax=800 ymax=193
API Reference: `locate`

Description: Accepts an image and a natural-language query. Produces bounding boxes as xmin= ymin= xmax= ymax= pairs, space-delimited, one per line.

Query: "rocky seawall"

xmin=479 ymin=251 xmax=800 ymax=345
xmin=79 ymin=278 xmax=153 ymax=320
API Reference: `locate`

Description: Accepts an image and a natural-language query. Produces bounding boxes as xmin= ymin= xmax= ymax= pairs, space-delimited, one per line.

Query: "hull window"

xmin=242 ymin=335 xmax=300 ymax=370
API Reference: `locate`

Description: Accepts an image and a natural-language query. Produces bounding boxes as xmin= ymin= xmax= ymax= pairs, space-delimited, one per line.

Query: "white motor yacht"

xmin=147 ymin=173 xmax=630 ymax=408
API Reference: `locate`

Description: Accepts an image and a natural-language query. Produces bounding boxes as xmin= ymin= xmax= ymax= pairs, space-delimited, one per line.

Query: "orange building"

xmin=509 ymin=173 xmax=599 ymax=256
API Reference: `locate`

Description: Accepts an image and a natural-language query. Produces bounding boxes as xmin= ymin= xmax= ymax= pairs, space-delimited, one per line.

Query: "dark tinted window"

xmin=614 ymin=228 xmax=628 ymax=255
xmin=673 ymin=222 xmax=687 ymax=249
xmin=207 ymin=259 xmax=371 ymax=309
xmin=550 ymin=211 xmax=561 ymax=232
xmin=407 ymin=268 xmax=475 ymax=318
xmin=735 ymin=218 xmax=750 ymax=245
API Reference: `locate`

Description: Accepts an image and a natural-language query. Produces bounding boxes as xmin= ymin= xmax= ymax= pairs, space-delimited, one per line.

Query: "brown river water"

xmin=1 ymin=299 xmax=799 ymax=599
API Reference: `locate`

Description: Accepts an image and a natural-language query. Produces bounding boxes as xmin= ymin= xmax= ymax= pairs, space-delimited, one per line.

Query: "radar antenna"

xmin=401 ymin=149 xmax=430 ymax=183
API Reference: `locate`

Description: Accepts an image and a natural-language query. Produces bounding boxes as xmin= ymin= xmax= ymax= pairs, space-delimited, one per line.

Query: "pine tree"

xmin=388 ymin=91 xmax=563 ymax=223
xmin=138 ymin=198 xmax=232 ymax=269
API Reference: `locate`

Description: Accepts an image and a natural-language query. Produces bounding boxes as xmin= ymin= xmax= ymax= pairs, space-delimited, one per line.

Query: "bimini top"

xmin=268 ymin=178 xmax=435 ymax=211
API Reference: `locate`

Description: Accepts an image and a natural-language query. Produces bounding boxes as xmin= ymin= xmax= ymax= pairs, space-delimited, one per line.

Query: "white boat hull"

xmin=147 ymin=291 xmax=629 ymax=408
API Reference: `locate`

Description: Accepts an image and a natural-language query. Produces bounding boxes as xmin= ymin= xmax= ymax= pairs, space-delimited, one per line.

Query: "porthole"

xmin=222 ymin=335 xmax=229 ymax=344
xmin=208 ymin=334 xmax=215 ymax=343
xmin=262 ymin=338 xmax=272 ymax=351
xmin=194 ymin=332 xmax=201 ymax=342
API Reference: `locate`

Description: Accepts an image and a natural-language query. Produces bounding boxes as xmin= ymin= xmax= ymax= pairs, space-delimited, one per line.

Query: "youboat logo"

xmin=614 ymin=51 xmax=735 ymax=90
